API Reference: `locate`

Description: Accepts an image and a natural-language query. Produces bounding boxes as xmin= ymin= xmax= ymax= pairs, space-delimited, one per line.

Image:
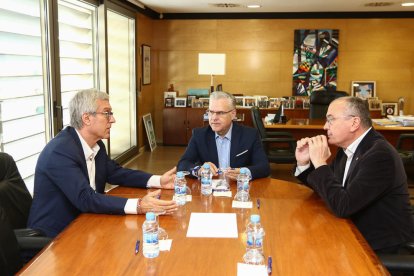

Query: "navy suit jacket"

xmin=28 ymin=127 xmax=152 ymax=237
xmin=297 ymin=128 xmax=414 ymax=251
xmin=177 ymin=123 xmax=270 ymax=179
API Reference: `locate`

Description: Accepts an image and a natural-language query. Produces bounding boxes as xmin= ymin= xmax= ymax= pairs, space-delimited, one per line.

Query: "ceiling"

xmin=136 ymin=0 xmax=414 ymax=14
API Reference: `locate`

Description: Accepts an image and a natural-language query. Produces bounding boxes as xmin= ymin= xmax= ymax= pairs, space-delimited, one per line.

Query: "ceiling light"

xmin=401 ymin=2 xmax=414 ymax=6
xmin=247 ymin=4 xmax=261 ymax=8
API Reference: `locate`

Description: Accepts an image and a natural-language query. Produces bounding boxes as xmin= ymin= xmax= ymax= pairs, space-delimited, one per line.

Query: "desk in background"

xmin=265 ymin=118 xmax=414 ymax=147
xmin=18 ymin=178 xmax=388 ymax=275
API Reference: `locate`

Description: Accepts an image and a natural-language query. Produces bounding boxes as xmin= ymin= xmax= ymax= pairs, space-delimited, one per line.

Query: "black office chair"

xmin=251 ymin=106 xmax=297 ymax=164
xmin=309 ymin=90 xmax=348 ymax=119
xmin=378 ymin=207 xmax=414 ymax=275
xmin=0 ymin=153 xmax=51 ymax=274
xmin=396 ymin=134 xmax=414 ymax=165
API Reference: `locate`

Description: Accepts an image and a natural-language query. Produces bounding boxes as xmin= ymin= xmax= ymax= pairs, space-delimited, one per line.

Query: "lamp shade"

xmin=198 ymin=53 xmax=226 ymax=75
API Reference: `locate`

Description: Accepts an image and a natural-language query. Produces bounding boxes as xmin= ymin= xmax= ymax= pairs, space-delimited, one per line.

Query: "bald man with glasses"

xmin=177 ymin=91 xmax=270 ymax=180
xmin=295 ymin=96 xmax=414 ymax=254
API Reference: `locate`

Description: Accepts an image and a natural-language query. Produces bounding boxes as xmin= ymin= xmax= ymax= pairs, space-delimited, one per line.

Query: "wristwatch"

xmin=192 ymin=165 xmax=201 ymax=177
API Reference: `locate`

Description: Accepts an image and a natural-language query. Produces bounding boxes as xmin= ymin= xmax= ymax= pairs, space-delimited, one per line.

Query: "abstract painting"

xmin=292 ymin=29 xmax=339 ymax=96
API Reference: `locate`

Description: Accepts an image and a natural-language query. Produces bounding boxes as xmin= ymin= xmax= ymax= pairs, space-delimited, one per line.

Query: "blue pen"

xmin=135 ymin=240 xmax=140 ymax=255
xmin=267 ymin=256 xmax=272 ymax=274
xmin=257 ymin=198 xmax=260 ymax=209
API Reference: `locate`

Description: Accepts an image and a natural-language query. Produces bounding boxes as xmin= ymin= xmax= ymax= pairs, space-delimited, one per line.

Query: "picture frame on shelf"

xmin=199 ymin=97 xmax=210 ymax=108
xmin=164 ymin=91 xmax=177 ymax=99
xmin=243 ymin=97 xmax=257 ymax=108
xmin=381 ymin=102 xmax=398 ymax=116
xmin=164 ymin=97 xmax=174 ymax=107
xmin=367 ymin=97 xmax=382 ymax=111
xmin=269 ymin=98 xmax=282 ymax=109
xmin=351 ymin=81 xmax=376 ymax=100
xmin=174 ymin=97 xmax=187 ymax=108
xmin=192 ymin=99 xmax=203 ymax=108
xmin=142 ymin=113 xmax=156 ymax=151
xmin=142 ymin=44 xmax=151 ymax=85
xmin=235 ymin=96 xmax=244 ymax=108
xmin=187 ymin=95 xmax=197 ymax=107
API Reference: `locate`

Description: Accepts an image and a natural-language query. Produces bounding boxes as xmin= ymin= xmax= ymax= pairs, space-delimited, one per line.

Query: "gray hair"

xmin=335 ymin=96 xmax=372 ymax=128
xmin=209 ymin=91 xmax=236 ymax=109
xmin=69 ymin=89 xmax=109 ymax=129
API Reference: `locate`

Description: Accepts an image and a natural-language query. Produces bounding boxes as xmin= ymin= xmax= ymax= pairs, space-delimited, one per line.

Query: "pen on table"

xmin=135 ymin=240 xmax=140 ymax=255
xmin=267 ymin=256 xmax=272 ymax=274
xmin=257 ymin=198 xmax=260 ymax=209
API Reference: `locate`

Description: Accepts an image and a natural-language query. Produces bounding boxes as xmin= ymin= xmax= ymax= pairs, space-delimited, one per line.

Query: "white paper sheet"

xmin=232 ymin=200 xmax=253 ymax=209
xmin=237 ymin=263 xmax=268 ymax=276
xmin=186 ymin=213 xmax=238 ymax=238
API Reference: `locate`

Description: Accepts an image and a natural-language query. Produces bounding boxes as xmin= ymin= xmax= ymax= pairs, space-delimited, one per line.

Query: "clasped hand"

xmin=295 ymin=135 xmax=331 ymax=168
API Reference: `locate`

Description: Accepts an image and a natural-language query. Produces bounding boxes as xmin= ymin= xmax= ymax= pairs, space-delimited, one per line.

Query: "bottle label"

xmin=143 ymin=232 xmax=159 ymax=244
xmin=175 ymin=185 xmax=186 ymax=195
xmin=201 ymin=177 xmax=211 ymax=186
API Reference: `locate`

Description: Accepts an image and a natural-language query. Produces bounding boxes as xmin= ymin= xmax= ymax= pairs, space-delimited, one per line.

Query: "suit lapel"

xmin=230 ymin=124 xmax=240 ymax=168
xmin=206 ymin=127 xmax=219 ymax=166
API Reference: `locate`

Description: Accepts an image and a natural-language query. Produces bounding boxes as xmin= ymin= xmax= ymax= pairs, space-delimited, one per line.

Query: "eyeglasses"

xmin=91 ymin=111 xmax=114 ymax=120
xmin=207 ymin=109 xmax=234 ymax=117
xmin=325 ymin=115 xmax=356 ymax=126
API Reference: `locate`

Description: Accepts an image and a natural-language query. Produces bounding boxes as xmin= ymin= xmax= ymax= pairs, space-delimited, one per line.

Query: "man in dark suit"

xmin=295 ymin=96 xmax=414 ymax=253
xmin=28 ymin=89 xmax=177 ymax=238
xmin=177 ymin=91 xmax=270 ymax=180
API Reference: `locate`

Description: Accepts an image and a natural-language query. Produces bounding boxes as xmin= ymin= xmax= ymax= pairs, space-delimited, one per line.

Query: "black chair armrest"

xmin=14 ymin=228 xmax=45 ymax=238
xmin=262 ymin=137 xmax=297 ymax=143
xmin=16 ymin=236 xmax=52 ymax=250
xmin=378 ymin=254 xmax=414 ymax=272
xmin=265 ymin=131 xmax=294 ymax=138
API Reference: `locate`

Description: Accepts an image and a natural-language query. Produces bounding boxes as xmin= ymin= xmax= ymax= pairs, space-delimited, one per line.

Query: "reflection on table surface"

xmin=18 ymin=178 xmax=388 ymax=276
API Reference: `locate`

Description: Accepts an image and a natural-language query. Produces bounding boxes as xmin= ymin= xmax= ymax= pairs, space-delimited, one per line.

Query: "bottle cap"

xmin=251 ymin=214 xmax=260 ymax=223
xmin=203 ymin=163 xmax=210 ymax=169
xmin=177 ymin=171 xmax=184 ymax=177
xmin=146 ymin=212 xmax=156 ymax=220
xmin=240 ymin=168 xmax=247 ymax=174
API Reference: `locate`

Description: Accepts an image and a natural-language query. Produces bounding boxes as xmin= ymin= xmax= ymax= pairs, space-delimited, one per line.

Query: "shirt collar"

xmin=75 ymin=129 xmax=100 ymax=161
xmin=215 ymin=123 xmax=233 ymax=141
xmin=343 ymin=127 xmax=372 ymax=158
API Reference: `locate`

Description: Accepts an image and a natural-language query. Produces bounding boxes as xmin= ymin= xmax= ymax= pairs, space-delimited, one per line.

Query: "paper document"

xmin=237 ymin=263 xmax=268 ymax=276
xmin=186 ymin=213 xmax=238 ymax=238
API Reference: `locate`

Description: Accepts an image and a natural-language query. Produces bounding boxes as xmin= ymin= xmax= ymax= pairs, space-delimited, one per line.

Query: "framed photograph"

xmin=142 ymin=113 xmax=156 ymax=151
xmin=174 ymin=97 xmax=187 ymax=107
xmin=187 ymin=95 xmax=196 ymax=107
xmin=192 ymin=99 xmax=203 ymax=108
xmin=381 ymin=102 xmax=398 ymax=116
xmin=351 ymin=81 xmax=376 ymax=100
xmin=367 ymin=97 xmax=382 ymax=111
xmin=235 ymin=96 xmax=244 ymax=108
xmin=164 ymin=91 xmax=176 ymax=99
xmin=269 ymin=98 xmax=282 ymax=109
xmin=243 ymin=97 xmax=257 ymax=108
xmin=142 ymin=44 xmax=151 ymax=85
xmin=199 ymin=97 xmax=210 ymax=108
xmin=164 ymin=97 xmax=174 ymax=107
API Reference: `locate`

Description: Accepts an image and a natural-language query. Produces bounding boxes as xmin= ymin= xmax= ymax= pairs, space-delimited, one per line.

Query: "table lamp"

xmin=198 ymin=53 xmax=226 ymax=93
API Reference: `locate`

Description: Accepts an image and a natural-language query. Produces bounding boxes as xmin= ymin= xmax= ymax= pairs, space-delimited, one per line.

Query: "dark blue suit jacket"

xmin=177 ymin=123 xmax=270 ymax=179
xmin=28 ymin=127 xmax=152 ymax=237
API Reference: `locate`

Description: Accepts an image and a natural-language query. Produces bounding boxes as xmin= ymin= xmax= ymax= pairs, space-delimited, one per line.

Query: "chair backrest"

xmin=0 ymin=207 xmax=22 ymax=275
xmin=250 ymin=106 xmax=267 ymax=138
xmin=309 ymin=90 xmax=348 ymax=119
xmin=0 ymin=153 xmax=32 ymax=229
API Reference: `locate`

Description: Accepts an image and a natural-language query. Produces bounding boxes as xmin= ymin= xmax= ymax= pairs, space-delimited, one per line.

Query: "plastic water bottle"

xmin=243 ymin=214 xmax=265 ymax=265
xmin=234 ymin=168 xmax=250 ymax=202
xmin=142 ymin=212 xmax=159 ymax=258
xmin=174 ymin=171 xmax=187 ymax=205
xmin=200 ymin=164 xmax=213 ymax=195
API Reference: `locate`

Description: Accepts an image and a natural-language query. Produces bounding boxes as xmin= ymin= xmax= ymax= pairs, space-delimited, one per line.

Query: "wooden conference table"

xmin=265 ymin=118 xmax=414 ymax=147
xmin=18 ymin=178 xmax=388 ymax=275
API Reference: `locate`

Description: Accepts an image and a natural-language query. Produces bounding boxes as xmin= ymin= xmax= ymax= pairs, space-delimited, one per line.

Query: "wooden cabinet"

xmin=163 ymin=108 xmax=206 ymax=145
